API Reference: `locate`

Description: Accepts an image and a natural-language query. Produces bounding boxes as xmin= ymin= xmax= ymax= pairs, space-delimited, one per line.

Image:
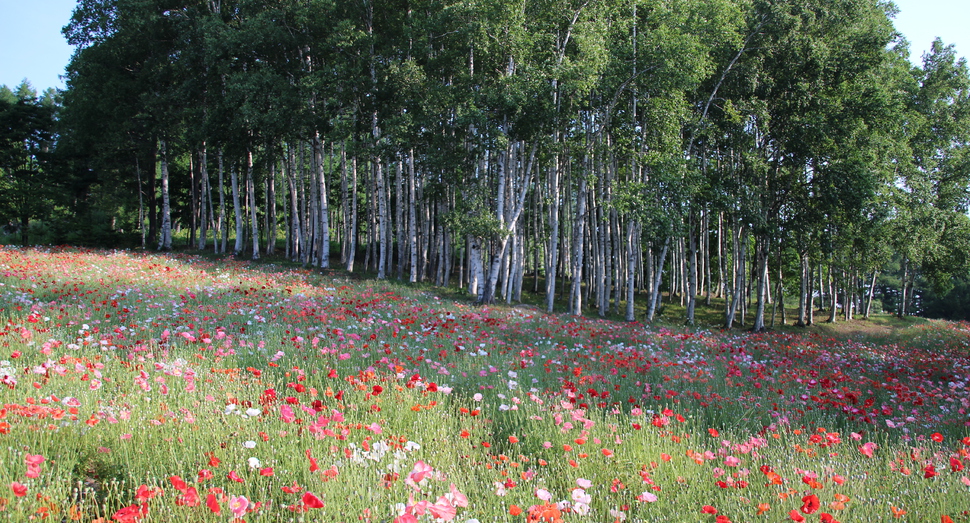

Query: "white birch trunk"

xmin=347 ymin=156 xmax=358 ymax=272
xmin=482 ymin=141 xmax=537 ymax=304
xmin=625 ymin=221 xmax=638 ymax=321
xmin=865 ymin=271 xmax=878 ymax=319
xmin=217 ymin=150 xmax=226 ymax=254
xmin=287 ymin=145 xmax=301 ymax=262
xmin=646 ymin=238 xmax=670 ymax=323
xmin=374 ymin=155 xmax=388 ymax=279
xmin=265 ymin=159 xmax=276 ymax=255
xmin=395 ymin=154 xmax=404 ymax=278
xmin=408 ymin=151 xmax=418 ymax=283
xmin=314 ymin=134 xmax=330 ymax=268
xmin=198 ymin=146 xmax=208 ymax=250
xmin=546 ymin=157 xmax=560 ymax=313
xmin=686 ymin=215 xmax=698 ymax=325
xmin=752 ymin=239 xmax=768 ymax=331
xmin=725 ymin=225 xmax=746 ymax=328
xmin=247 ymin=150 xmax=260 ymax=260
xmin=158 ymin=139 xmax=172 ymax=251
xmin=231 ymin=162 xmax=244 ymax=255
xmin=468 ymin=235 xmax=484 ymax=299
xmin=570 ymin=173 xmax=588 ymax=315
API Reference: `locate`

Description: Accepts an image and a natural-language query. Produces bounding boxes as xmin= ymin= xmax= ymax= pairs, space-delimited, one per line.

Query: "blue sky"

xmin=1 ymin=0 xmax=968 ymax=94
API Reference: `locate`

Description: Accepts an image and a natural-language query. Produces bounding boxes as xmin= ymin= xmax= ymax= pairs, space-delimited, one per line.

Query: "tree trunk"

xmin=314 ymin=133 xmax=330 ymax=268
xmin=807 ymin=259 xmax=816 ymax=326
xmin=646 ymin=238 xmax=670 ymax=323
xmin=340 ymin=144 xmax=349 ymax=264
xmin=217 ymin=150 xmax=227 ymax=254
xmin=374 ymin=153 xmax=388 ymax=279
xmin=148 ymin=142 xmax=158 ymax=247
xmin=685 ymin=212 xmax=698 ymax=325
xmin=570 ymin=172 xmax=588 ymax=315
xmin=231 ymin=161 xmax=244 ymax=255
xmin=898 ymin=256 xmax=909 ymax=318
xmin=717 ymin=212 xmax=726 ymax=299
xmin=287 ymin=145 xmax=302 ymax=262
xmin=828 ymin=263 xmax=838 ymax=323
xmin=158 ymin=139 xmax=172 ymax=251
xmin=752 ymin=238 xmax=768 ymax=332
xmin=247 ymin=149 xmax=260 ymax=260
xmin=725 ymin=223 xmax=745 ymax=329
xmin=625 ymin=221 xmax=638 ymax=321
xmin=265 ymin=158 xmax=276 ymax=255
xmin=408 ymin=150 xmax=418 ymax=283
xmin=197 ymin=146 xmax=208 ymax=250
xmin=347 ymin=156 xmax=358 ymax=272
xmin=796 ymin=251 xmax=808 ymax=326
xmin=395 ymin=154 xmax=404 ymax=278
xmin=468 ymin=235 xmax=484 ymax=299
xmin=135 ymin=155 xmax=146 ymax=250
xmin=865 ymin=271 xmax=878 ymax=319
xmin=189 ymin=150 xmax=197 ymax=248
xmin=546 ymin=156 xmax=561 ymax=313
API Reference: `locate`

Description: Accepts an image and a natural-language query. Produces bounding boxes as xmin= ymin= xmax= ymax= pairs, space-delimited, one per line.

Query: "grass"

xmin=0 ymin=245 xmax=966 ymax=522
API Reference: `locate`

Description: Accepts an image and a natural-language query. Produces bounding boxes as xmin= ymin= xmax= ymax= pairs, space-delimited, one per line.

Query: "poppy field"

xmin=0 ymin=247 xmax=968 ymax=522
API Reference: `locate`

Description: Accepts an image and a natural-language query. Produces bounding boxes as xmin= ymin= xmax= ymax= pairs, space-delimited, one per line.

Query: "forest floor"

xmin=183 ymin=243 xmax=943 ymax=345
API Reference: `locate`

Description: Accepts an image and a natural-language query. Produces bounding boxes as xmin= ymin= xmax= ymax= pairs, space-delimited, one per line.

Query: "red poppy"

xmin=301 ymin=492 xmax=325 ymax=509
xmin=205 ymin=493 xmax=221 ymax=514
xmin=801 ymin=494 xmax=820 ymax=514
xmin=169 ymin=476 xmax=188 ymax=492
xmin=306 ymin=449 xmax=320 ymax=472
xmin=702 ymin=505 xmax=718 ymax=514
xmin=527 ymin=503 xmax=563 ymax=523
xmin=135 ymin=484 xmax=162 ymax=502
xmin=950 ymin=457 xmax=964 ymax=472
xmin=789 ymin=509 xmax=806 ymax=522
xmin=931 ymin=433 xmax=944 ymax=442
xmin=175 ymin=486 xmax=200 ymax=507
xmin=112 ymin=503 xmax=148 ymax=523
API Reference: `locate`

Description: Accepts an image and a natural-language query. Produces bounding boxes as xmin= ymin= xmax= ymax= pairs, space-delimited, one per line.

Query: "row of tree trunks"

xmin=149 ymin=135 xmax=889 ymax=328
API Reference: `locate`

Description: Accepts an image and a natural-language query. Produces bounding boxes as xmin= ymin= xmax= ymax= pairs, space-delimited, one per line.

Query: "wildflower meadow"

xmin=0 ymin=247 xmax=968 ymax=522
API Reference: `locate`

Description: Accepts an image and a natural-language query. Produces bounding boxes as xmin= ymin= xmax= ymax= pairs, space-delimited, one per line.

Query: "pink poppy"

xmin=429 ymin=496 xmax=457 ymax=521
xmin=24 ymin=454 xmax=44 ymax=478
xmin=409 ymin=461 xmax=433 ymax=483
xmin=449 ymin=483 xmax=468 ymax=507
xmin=229 ymin=495 xmax=249 ymax=517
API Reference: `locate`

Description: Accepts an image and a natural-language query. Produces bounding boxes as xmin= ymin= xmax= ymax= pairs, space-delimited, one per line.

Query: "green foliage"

xmin=3 ymin=0 xmax=966 ymax=317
